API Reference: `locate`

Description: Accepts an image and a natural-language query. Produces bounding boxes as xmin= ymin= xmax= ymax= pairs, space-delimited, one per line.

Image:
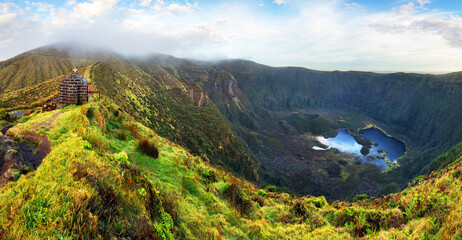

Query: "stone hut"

xmin=59 ymin=71 xmax=89 ymax=107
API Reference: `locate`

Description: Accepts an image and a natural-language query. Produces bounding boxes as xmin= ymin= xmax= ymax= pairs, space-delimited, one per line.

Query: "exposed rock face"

xmin=208 ymin=71 xmax=241 ymax=99
xmin=2 ymin=171 xmax=14 ymax=181
xmin=189 ymin=85 xmax=206 ymax=107
xmin=0 ymin=135 xmax=22 ymax=184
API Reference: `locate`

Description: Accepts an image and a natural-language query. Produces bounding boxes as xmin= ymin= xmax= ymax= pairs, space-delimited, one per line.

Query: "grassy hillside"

xmin=0 ymin=47 xmax=260 ymax=188
xmin=2 ymin=45 xmax=462 ymax=201
xmin=89 ymin=59 xmax=259 ymax=182
xmin=0 ymin=48 xmax=75 ymax=94
xmin=1 ymin=98 xmax=462 ymax=239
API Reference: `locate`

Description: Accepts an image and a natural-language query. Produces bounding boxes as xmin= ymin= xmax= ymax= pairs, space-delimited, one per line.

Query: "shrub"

xmin=161 ymin=190 xmax=179 ymax=224
xmin=330 ymin=207 xmax=403 ymax=237
xmin=256 ymin=189 xmax=267 ymax=197
xmin=83 ymin=141 xmax=92 ymax=150
xmin=114 ymin=151 xmax=130 ymax=165
xmin=23 ymin=110 xmax=32 ymax=116
xmin=265 ymin=185 xmax=278 ymax=192
xmin=128 ymin=124 xmax=139 ymax=139
xmin=114 ymin=129 xmax=127 ymax=141
xmin=452 ymin=168 xmax=462 ymax=179
xmin=307 ymin=196 xmax=328 ymax=208
xmin=138 ymin=138 xmax=159 ymax=159
xmin=17 ymin=165 xmax=33 ymax=175
xmin=109 ymin=105 xmax=120 ymax=117
xmin=223 ymin=180 xmax=254 ymax=215
xmin=0 ymin=111 xmax=14 ymax=122
xmin=293 ymin=199 xmax=312 ymax=218
xmin=352 ymin=194 xmax=368 ymax=202
xmin=7 ymin=168 xmax=21 ymax=180
xmin=85 ymin=108 xmax=94 ymax=119
xmin=412 ymin=175 xmax=426 ymax=186
xmin=138 ymin=188 xmax=147 ymax=197
xmin=252 ymin=194 xmax=265 ymax=207
xmin=200 ymin=169 xmax=217 ymax=185
xmin=182 ymin=176 xmax=198 ymax=195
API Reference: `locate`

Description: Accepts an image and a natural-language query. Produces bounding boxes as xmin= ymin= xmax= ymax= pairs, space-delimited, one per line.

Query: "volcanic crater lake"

xmin=314 ymin=128 xmax=406 ymax=171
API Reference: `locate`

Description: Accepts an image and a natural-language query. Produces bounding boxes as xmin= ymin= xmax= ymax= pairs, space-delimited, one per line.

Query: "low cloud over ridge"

xmin=0 ymin=0 xmax=462 ymax=72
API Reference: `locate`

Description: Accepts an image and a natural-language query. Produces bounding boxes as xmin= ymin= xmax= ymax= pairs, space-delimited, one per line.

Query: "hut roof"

xmin=69 ymin=73 xmax=89 ymax=85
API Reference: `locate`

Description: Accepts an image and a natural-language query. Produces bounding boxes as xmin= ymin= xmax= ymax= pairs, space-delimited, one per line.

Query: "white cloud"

xmin=398 ymin=2 xmax=416 ymax=14
xmin=66 ymin=0 xmax=77 ymax=6
xmin=273 ymin=0 xmax=287 ymax=5
xmin=31 ymin=2 xmax=55 ymax=12
xmin=397 ymin=0 xmax=432 ymax=15
xmin=1 ymin=0 xmax=462 ymax=73
xmin=153 ymin=0 xmax=198 ymax=15
xmin=417 ymin=0 xmax=431 ymax=7
xmin=344 ymin=2 xmax=360 ymax=9
xmin=139 ymin=0 xmax=152 ymax=7
xmin=73 ymin=0 xmax=120 ymax=19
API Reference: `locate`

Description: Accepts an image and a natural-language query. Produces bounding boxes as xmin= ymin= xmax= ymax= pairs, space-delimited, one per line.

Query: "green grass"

xmin=1 ymin=99 xmax=461 ymax=239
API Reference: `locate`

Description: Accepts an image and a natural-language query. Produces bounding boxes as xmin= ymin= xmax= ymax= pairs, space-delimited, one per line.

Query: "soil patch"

xmin=18 ymin=131 xmax=51 ymax=167
xmin=0 ymin=132 xmax=51 ymax=185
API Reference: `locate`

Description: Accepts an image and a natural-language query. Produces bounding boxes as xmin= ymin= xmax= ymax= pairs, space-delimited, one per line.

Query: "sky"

xmin=1 ymin=0 xmax=462 ymax=73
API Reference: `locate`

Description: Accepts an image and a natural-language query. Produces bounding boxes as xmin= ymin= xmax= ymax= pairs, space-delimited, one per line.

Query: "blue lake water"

xmin=9 ymin=111 xmax=26 ymax=117
xmin=360 ymin=128 xmax=406 ymax=162
xmin=314 ymin=128 xmax=405 ymax=171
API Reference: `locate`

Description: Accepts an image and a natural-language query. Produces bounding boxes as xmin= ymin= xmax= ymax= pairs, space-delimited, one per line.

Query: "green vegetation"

xmin=288 ymin=113 xmax=338 ymax=136
xmin=1 ymin=100 xmax=461 ymax=239
xmin=2 ymin=44 xmax=462 ymax=202
xmin=90 ymin=59 xmax=259 ymax=182
xmin=211 ymin=60 xmax=462 ymax=194
xmin=427 ymin=143 xmax=462 ymax=174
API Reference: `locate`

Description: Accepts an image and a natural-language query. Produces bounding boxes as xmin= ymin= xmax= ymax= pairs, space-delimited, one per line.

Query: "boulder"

xmin=2 ymin=171 xmax=14 ymax=181
xmin=4 ymin=149 xmax=21 ymax=164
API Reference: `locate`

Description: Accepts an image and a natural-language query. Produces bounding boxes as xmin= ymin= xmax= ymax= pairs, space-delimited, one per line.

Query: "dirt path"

xmin=17 ymin=110 xmax=62 ymax=167
xmin=30 ymin=110 xmax=63 ymax=131
xmin=19 ymin=131 xmax=51 ymax=167
xmin=0 ymin=111 xmax=60 ymax=184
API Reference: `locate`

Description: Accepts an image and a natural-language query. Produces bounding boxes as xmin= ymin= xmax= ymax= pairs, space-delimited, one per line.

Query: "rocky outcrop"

xmin=0 ymin=131 xmax=50 ymax=185
xmin=189 ymin=85 xmax=206 ymax=107
xmin=0 ymin=136 xmax=23 ymax=184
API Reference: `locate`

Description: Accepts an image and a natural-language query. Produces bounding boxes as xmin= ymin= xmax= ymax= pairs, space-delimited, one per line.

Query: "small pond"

xmin=9 ymin=111 xmax=26 ymax=118
xmin=314 ymin=128 xmax=405 ymax=171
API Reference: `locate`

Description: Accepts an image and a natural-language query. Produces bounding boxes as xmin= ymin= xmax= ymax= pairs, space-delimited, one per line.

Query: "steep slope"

xmin=168 ymin=60 xmax=462 ymax=192
xmin=0 ymin=47 xmax=78 ymax=93
xmin=89 ymin=58 xmax=259 ymax=182
xmin=0 ymin=46 xmax=259 ymax=184
xmin=1 ymin=98 xmax=462 ymax=239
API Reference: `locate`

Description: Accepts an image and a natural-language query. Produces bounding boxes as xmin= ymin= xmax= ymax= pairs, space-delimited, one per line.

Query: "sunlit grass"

xmin=0 ymin=98 xmax=461 ymax=239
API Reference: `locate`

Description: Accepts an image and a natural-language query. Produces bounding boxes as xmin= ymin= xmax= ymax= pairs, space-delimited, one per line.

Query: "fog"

xmin=1 ymin=0 xmax=462 ymax=72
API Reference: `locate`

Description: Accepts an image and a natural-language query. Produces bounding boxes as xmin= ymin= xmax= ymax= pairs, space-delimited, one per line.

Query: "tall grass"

xmin=138 ymin=138 xmax=159 ymax=159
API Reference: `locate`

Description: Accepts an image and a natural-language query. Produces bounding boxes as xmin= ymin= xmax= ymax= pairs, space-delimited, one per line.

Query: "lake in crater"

xmin=313 ymin=128 xmax=405 ymax=171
